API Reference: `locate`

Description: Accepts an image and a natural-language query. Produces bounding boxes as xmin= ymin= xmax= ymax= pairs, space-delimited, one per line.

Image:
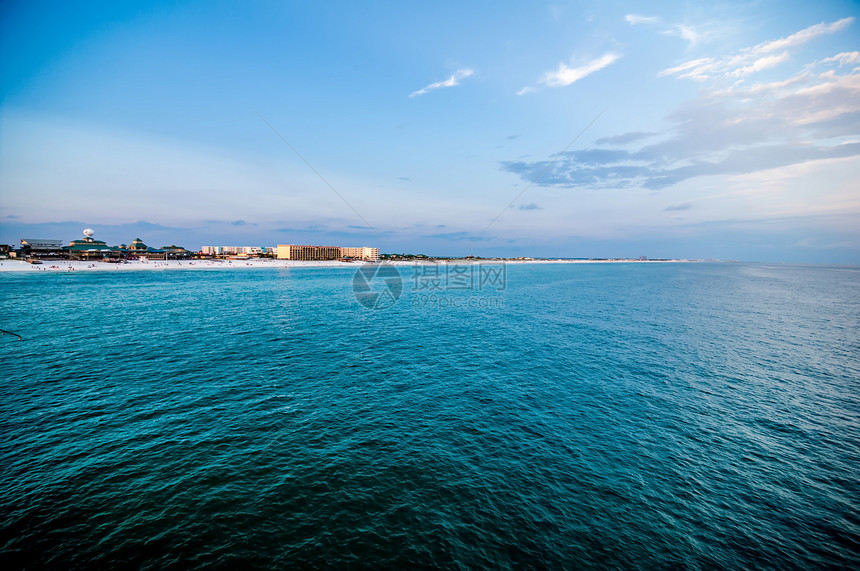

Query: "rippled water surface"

xmin=1 ymin=263 xmax=858 ymax=568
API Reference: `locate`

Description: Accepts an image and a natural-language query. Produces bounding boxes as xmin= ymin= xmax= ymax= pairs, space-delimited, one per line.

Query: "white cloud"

xmin=626 ymin=14 xmax=659 ymax=25
xmin=539 ymin=53 xmax=620 ymax=87
xmin=756 ymin=17 xmax=853 ymax=54
xmin=676 ymin=26 xmax=699 ymax=45
xmin=821 ymin=51 xmax=860 ymax=66
xmin=743 ymin=73 xmax=811 ymax=95
xmin=730 ymin=52 xmax=791 ymax=77
xmin=503 ymin=62 xmax=860 ymax=192
xmin=516 ymin=86 xmax=534 ymax=96
xmin=627 ymin=14 xmax=700 ymax=46
xmin=662 ymin=17 xmax=855 ymax=81
xmin=660 ymin=57 xmax=715 ymax=78
xmin=409 ymin=68 xmax=474 ymax=98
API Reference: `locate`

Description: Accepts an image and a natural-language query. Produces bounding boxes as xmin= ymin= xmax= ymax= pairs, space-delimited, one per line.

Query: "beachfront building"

xmin=66 ymin=237 xmax=119 ymax=260
xmin=65 ymin=229 xmax=116 ymax=260
xmin=126 ymin=238 xmax=166 ymax=260
xmin=19 ymin=238 xmax=66 ymax=259
xmin=340 ymin=247 xmax=379 ymax=261
xmin=201 ymin=246 xmax=272 ymax=257
xmin=276 ymin=244 xmax=342 ymax=260
xmin=161 ymin=245 xmax=194 ymax=259
xmin=202 ymin=246 xmax=244 ymax=255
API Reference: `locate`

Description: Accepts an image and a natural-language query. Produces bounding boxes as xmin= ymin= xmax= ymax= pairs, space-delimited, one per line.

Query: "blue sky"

xmin=1 ymin=0 xmax=858 ymax=262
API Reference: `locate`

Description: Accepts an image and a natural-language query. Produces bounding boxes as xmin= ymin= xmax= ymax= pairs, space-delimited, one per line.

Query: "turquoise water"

xmin=1 ymin=263 xmax=858 ymax=568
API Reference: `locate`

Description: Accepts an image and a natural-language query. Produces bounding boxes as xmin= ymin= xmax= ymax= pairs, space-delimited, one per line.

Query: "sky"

xmin=1 ymin=0 xmax=858 ymax=262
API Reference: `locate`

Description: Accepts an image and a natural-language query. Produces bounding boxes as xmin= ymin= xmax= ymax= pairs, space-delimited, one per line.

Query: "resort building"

xmin=276 ymin=244 xmax=379 ymax=262
xmin=19 ymin=239 xmax=66 ymax=259
xmin=275 ymin=244 xmax=379 ymax=261
xmin=276 ymin=244 xmax=342 ymax=260
xmin=340 ymin=247 xmax=380 ymax=261
xmin=161 ymin=245 xmax=194 ymax=259
xmin=66 ymin=234 xmax=120 ymax=260
xmin=201 ymin=246 xmax=274 ymax=256
xmin=126 ymin=238 xmax=166 ymax=260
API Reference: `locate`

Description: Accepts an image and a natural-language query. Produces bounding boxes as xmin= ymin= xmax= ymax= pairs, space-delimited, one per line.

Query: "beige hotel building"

xmin=276 ymin=245 xmax=379 ymax=261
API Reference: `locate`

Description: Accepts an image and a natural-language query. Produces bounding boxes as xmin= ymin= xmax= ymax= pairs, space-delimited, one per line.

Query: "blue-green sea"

xmin=1 ymin=262 xmax=858 ymax=569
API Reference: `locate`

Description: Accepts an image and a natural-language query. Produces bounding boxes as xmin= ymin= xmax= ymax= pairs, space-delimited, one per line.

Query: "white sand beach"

xmin=0 ymin=259 xmax=360 ymax=273
xmin=0 ymin=257 xmax=688 ymax=273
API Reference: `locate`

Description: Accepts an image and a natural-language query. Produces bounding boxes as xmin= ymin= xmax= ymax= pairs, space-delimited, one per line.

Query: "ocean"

xmin=1 ymin=262 xmax=858 ymax=568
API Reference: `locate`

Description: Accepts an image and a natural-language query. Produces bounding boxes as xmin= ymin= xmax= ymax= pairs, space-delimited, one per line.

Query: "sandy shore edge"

xmin=0 ymin=258 xmax=687 ymax=273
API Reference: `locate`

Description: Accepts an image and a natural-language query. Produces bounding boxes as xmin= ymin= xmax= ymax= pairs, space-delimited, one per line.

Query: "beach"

xmin=0 ymin=258 xmax=688 ymax=273
xmin=0 ymin=258 xmax=357 ymax=273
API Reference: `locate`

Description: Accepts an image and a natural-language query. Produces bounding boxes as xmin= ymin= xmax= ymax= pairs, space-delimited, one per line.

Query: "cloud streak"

xmin=539 ymin=53 xmax=620 ymax=87
xmin=421 ymin=231 xmax=489 ymax=242
xmin=502 ymin=54 xmax=860 ymax=190
xmin=665 ymin=202 xmax=692 ymax=211
xmin=661 ymin=17 xmax=854 ymax=80
xmin=626 ymin=14 xmax=700 ymax=46
xmin=625 ymin=14 xmax=659 ymax=25
xmin=517 ymin=53 xmax=620 ymax=95
xmin=410 ymin=69 xmax=474 ymax=98
xmin=505 ymin=141 xmax=860 ymax=192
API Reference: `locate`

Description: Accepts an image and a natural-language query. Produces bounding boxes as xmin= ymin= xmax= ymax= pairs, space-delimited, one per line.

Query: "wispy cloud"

xmin=410 ymin=69 xmax=474 ymax=98
xmin=539 ymin=53 xmax=620 ymax=87
xmin=519 ymin=203 xmax=542 ymax=210
xmin=421 ymin=231 xmax=489 ymax=241
xmin=729 ymin=52 xmax=791 ymax=77
xmin=625 ymin=14 xmax=659 ymax=25
xmin=503 ymin=128 xmax=860 ymax=191
xmin=596 ymin=131 xmax=656 ymax=145
xmin=821 ymin=51 xmax=860 ymax=66
xmin=502 ymin=56 xmax=860 ymax=191
xmin=670 ymin=25 xmax=699 ymax=45
xmin=661 ymin=17 xmax=854 ymax=80
xmin=665 ymin=202 xmax=692 ymax=211
xmin=761 ymin=18 xmax=854 ymax=52
xmin=626 ymin=14 xmax=700 ymax=46
xmin=517 ymin=53 xmax=619 ymax=95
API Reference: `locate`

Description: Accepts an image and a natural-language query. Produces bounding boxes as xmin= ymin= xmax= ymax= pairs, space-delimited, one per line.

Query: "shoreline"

xmin=0 ymin=258 xmax=694 ymax=273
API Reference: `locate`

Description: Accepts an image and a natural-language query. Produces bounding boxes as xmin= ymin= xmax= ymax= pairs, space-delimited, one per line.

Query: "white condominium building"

xmin=340 ymin=247 xmax=379 ymax=261
xmin=202 ymin=246 xmax=273 ymax=255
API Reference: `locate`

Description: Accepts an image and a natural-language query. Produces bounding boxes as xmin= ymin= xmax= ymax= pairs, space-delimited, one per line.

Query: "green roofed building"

xmin=29 ymin=229 xmax=192 ymax=261
xmin=161 ymin=245 xmax=193 ymax=259
xmin=126 ymin=238 xmax=166 ymax=260
xmin=65 ymin=229 xmax=120 ymax=260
